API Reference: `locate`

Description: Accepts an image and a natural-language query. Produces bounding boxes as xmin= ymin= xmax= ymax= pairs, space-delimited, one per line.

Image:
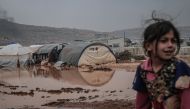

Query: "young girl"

xmin=132 ymin=20 xmax=190 ymax=109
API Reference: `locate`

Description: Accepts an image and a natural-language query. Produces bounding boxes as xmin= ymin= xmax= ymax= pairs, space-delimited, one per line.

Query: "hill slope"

xmin=0 ymin=19 xmax=190 ymax=46
xmin=0 ymin=19 xmax=98 ymax=45
xmin=111 ymin=27 xmax=190 ymax=41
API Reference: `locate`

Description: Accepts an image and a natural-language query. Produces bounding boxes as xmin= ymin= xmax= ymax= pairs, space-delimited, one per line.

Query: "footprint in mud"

xmin=88 ymin=95 xmax=99 ymax=100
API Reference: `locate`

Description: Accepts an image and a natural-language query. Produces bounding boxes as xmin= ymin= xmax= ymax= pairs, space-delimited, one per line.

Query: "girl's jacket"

xmin=133 ymin=58 xmax=190 ymax=109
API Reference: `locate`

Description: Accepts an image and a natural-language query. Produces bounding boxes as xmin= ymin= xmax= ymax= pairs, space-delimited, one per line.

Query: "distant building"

xmin=94 ymin=33 xmax=108 ymax=39
xmin=0 ymin=10 xmax=7 ymax=19
xmin=90 ymin=36 xmax=132 ymax=54
xmin=0 ymin=9 xmax=14 ymax=22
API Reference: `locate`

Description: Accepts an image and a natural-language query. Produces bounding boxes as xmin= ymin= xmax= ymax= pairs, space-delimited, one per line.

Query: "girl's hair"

xmin=143 ymin=19 xmax=180 ymax=57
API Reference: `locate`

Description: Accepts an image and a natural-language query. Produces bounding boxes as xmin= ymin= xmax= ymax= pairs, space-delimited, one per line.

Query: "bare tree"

xmin=141 ymin=10 xmax=182 ymax=27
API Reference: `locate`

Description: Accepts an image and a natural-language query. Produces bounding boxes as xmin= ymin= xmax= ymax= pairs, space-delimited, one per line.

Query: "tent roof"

xmin=35 ymin=44 xmax=58 ymax=54
xmin=0 ymin=43 xmax=31 ymax=56
xmin=58 ymin=42 xmax=115 ymax=66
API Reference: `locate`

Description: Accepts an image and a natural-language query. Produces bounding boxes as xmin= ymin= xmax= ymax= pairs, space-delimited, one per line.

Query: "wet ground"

xmin=0 ymin=65 xmax=137 ymax=109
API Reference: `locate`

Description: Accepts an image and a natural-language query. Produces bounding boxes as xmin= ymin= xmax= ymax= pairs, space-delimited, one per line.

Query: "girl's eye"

xmin=160 ymin=39 xmax=167 ymax=43
xmin=171 ymin=39 xmax=177 ymax=43
xmin=159 ymin=38 xmax=177 ymax=44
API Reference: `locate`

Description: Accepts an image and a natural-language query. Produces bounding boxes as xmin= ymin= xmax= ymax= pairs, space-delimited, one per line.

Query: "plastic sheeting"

xmin=58 ymin=43 xmax=116 ymax=66
xmin=0 ymin=43 xmax=31 ymax=68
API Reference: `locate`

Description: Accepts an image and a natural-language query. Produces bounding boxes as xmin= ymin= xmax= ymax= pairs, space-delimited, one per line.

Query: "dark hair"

xmin=143 ymin=20 xmax=180 ymax=57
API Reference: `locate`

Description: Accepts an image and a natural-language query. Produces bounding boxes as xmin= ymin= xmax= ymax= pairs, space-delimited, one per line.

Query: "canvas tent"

xmin=0 ymin=43 xmax=31 ymax=68
xmin=32 ymin=44 xmax=64 ymax=63
xmin=58 ymin=43 xmax=116 ymax=66
xmin=29 ymin=45 xmax=43 ymax=53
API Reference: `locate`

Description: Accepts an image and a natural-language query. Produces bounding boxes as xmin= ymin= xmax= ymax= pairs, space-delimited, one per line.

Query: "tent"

xmin=0 ymin=43 xmax=31 ymax=68
xmin=58 ymin=43 xmax=116 ymax=66
xmin=32 ymin=44 xmax=64 ymax=63
xmin=29 ymin=45 xmax=43 ymax=53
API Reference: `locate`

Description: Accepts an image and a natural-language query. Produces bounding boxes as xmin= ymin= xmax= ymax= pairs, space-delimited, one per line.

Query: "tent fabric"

xmin=58 ymin=42 xmax=116 ymax=66
xmin=29 ymin=45 xmax=44 ymax=53
xmin=0 ymin=43 xmax=31 ymax=55
xmin=35 ymin=44 xmax=59 ymax=54
xmin=32 ymin=44 xmax=63 ymax=63
xmin=0 ymin=54 xmax=29 ymax=67
xmin=0 ymin=43 xmax=31 ymax=68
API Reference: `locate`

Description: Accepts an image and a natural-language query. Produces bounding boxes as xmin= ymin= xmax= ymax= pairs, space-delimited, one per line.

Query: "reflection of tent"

xmin=0 ymin=43 xmax=31 ymax=67
xmin=27 ymin=66 xmax=115 ymax=87
xmin=78 ymin=68 xmax=115 ymax=86
xmin=0 ymin=68 xmax=31 ymax=80
xmin=58 ymin=43 xmax=116 ymax=66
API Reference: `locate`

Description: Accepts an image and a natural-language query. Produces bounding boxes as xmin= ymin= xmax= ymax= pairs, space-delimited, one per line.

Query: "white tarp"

xmin=59 ymin=43 xmax=116 ymax=66
xmin=29 ymin=45 xmax=44 ymax=53
xmin=78 ymin=45 xmax=116 ymax=66
xmin=0 ymin=43 xmax=31 ymax=68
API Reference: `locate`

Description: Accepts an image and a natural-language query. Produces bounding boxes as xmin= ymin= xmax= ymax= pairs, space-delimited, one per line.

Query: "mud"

xmin=42 ymin=99 xmax=135 ymax=109
xmin=0 ymin=64 xmax=137 ymax=109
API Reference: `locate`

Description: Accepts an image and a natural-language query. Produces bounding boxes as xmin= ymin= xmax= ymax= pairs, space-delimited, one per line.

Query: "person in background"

xmin=132 ymin=19 xmax=190 ymax=109
xmin=41 ymin=47 xmax=59 ymax=66
xmin=48 ymin=46 xmax=59 ymax=65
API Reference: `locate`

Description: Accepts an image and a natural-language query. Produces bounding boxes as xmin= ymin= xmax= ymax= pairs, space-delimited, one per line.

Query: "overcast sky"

xmin=0 ymin=0 xmax=190 ymax=32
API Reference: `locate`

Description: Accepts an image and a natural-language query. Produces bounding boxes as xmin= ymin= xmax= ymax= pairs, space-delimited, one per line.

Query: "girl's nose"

xmin=168 ymin=40 xmax=174 ymax=47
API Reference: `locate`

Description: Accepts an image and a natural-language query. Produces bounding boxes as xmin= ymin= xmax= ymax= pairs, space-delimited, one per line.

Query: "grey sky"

xmin=0 ymin=0 xmax=190 ymax=32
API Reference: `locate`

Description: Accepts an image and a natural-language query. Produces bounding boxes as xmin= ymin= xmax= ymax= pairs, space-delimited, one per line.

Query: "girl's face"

xmin=147 ymin=30 xmax=177 ymax=60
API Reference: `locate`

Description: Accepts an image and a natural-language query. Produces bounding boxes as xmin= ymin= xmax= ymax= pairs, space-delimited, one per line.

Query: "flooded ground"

xmin=1 ymin=56 xmax=190 ymax=109
xmin=0 ymin=65 xmax=137 ymax=109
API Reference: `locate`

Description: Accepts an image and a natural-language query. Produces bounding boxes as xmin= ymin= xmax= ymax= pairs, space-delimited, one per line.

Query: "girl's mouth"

xmin=163 ymin=50 xmax=175 ymax=55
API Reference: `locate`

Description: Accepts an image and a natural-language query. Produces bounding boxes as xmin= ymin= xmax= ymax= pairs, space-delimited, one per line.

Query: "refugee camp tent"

xmin=29 ymin=45 xmax=43 ymax=53
xmin=58 ymin=43 xmax=116 ymax=66
xmin=0 ymin=43 xmax=31 ymax=68
xmin=32 ymin=44 xmax=64 ymax=63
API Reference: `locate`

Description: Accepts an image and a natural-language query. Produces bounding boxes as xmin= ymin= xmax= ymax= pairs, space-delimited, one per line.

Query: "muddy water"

xmin=0 ymin=66 xmax=136 ymax=109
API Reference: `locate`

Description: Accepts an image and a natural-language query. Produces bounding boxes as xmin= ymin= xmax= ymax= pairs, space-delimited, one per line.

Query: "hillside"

xmin=0 ymin=19 xmax=99 ymax=45
xmin=111 ymin=28 xmax=144 ymax=40
xmin=111 ymin=26 xmax=190 ymax=41
xmin=0 ymin=19 xmax=190 ymax=46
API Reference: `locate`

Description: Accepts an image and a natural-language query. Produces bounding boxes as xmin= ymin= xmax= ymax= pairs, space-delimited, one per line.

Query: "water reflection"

xmin=78 ymin=67 xmax=115 ymax=86
xmin=32 ymin=66 xmax=115 ymax=87
xmin=0 ymin=66 xmax=136 ymax=109
xmin=0 ymin=66 xmax=115 ymax=87
xmin=0 ymin=67 xmax=32 ymax=80
xmin=32 ymin=66 xmax=63 ymax=80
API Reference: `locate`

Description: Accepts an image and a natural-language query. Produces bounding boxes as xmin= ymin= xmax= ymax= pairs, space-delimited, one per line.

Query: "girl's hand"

xmin=175 ymin=76 xmax=190 ymax=89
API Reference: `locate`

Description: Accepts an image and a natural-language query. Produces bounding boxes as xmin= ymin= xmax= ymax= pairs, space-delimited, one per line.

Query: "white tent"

xmin=0 ymin=43 xmax=31 ymax=68
xmin=29 ymin=45 xmax=43 ymax=53
xmin=59 ymin=43 xmax=116 ymax=66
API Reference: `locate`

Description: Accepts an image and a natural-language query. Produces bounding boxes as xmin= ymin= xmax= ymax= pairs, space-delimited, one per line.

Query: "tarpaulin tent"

xmin=29 ymin=45 xmax=43 ymax=53
xmin=0 ymin=43 xmax=31 ymax=68
xmin=58 ymin=43 xmax=116 ymax=66
xmin=32 ymin=44 xmax=63 ymax=64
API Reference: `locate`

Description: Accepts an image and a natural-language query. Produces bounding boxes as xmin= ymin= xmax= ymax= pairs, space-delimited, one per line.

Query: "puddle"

xmin=0 ymin=66 xmax=136 ymax=109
